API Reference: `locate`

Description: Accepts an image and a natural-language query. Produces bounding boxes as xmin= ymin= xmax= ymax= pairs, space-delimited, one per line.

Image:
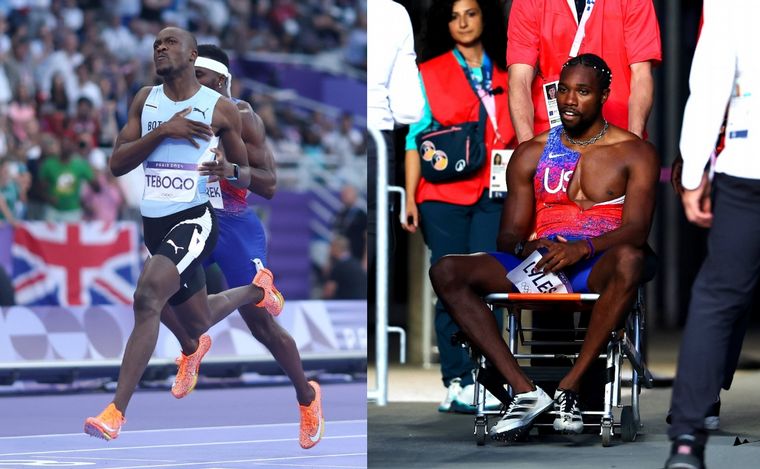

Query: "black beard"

xmin=561 ymin=113 xmax=598 ymax=138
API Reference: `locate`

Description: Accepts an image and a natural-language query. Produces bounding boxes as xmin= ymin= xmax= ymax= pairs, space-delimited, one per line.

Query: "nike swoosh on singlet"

xmin=548 ymin=152 xmax=566 ymax=159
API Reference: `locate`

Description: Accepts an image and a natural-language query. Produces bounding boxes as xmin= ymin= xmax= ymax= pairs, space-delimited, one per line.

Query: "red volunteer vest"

xmin=416 ymin=51 xmax=516 ymax=205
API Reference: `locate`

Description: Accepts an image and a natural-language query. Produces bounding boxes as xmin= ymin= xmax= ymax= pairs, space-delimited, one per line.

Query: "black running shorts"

xmin=142 ymin=202 xmax=219 ymax=305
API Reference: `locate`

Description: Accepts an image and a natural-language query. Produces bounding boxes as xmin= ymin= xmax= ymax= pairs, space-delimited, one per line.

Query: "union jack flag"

xmin=12 ymin=222 xmax=140 ymax=306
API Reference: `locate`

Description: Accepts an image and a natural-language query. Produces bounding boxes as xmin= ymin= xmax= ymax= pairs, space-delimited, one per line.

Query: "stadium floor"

xmin=0 ymin=382 xmax=366 ymax=468
xmin=368 ymin=330 xmax=760 ymax=468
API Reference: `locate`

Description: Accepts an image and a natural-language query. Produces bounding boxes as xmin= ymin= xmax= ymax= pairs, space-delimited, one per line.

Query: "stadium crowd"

xmin=0 ymin=0 xmax=368 ymax=300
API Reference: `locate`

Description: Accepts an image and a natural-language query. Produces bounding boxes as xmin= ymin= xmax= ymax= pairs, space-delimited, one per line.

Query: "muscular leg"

xmin=161 ymin=282 xmax=265 ymax=355
xmin=239 ymin=304 xmax=315 ymax=405
xmin=113 ymin=255 xmax=181 ymax=414
xmin=430 ymin=253 xmax=534 ymax=394
xmin=558 ymin=244 xmax=644 ymax=392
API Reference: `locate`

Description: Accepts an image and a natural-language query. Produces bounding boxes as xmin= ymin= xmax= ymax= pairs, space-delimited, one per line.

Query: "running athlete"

xmin=83 ymin=27 xmax=283 ymax=441
xmin=158 ymin=44 xmax=323 ymax=449
xmin=428 ymin=54 xmax=659 ymax=441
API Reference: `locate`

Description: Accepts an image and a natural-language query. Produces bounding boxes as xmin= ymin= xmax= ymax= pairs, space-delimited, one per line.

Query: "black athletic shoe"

xmin=552 ymin=389 xmax=584 ymax=433
xmin=665 ymin=434 xmax=705 ymax=469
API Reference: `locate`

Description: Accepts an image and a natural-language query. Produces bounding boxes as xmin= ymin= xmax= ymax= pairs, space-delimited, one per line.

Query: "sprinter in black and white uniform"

xmin=83 ymin=27 xmax=281 ymax=441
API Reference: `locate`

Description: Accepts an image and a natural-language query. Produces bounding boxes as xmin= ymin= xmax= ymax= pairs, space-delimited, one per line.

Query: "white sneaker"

xmin=438 ymin=378 xmax=463 ymax=412
xmin=452 ymin=383 xmax=476 ymax=413
xmin=489 ymin=386 xmax=553 ymax=441
xmin=552 ymin=389 xmax=584 ymax=434
xmin=452 ymin=384 xmax=504 ymax=413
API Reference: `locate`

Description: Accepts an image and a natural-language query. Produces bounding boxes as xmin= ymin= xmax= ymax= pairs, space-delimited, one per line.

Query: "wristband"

xmin=585 ymin=238 xmax=595 ymax=259
xmin=226 ymin=163 xmax=239 ymax=181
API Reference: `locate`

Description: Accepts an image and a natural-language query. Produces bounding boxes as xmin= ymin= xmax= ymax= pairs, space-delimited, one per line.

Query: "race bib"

xmin=207 ymin=180 xmax=224 ymax=209
xmin=506 ymin=249 xmax=572 ymax=294
xmin=143 ymin=136 xmax=219 ymax=202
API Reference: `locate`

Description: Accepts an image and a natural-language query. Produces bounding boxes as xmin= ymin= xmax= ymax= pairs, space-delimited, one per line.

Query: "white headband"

xmin=195 ymin=56 xmax=232 ymax=96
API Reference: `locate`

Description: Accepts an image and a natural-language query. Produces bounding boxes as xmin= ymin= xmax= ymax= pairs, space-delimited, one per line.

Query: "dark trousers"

xmin=420 ymin=191 xmax=504 ymax=387
xmin=669 ymin=174 xmax=760 ymax=443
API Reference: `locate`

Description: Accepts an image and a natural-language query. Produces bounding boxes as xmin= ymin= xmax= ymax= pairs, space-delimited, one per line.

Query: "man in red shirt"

xmin=507 ymin=0 xmax=661 ymax=142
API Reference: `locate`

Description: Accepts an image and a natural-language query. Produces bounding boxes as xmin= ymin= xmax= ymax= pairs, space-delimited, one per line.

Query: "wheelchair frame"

xmin=470 ymin=289 xmax=654 ymax=446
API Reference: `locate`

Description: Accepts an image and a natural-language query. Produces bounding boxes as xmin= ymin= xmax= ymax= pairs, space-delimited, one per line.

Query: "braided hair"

xmin=562 ymin=53 xmax=612 ymax=91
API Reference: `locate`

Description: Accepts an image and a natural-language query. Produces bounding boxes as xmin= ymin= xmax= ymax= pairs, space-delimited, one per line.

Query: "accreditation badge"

xmin=544 ymin=80 xmax=561 ymax=129
xmin=489 ymin=149 xmax=513 ymax=198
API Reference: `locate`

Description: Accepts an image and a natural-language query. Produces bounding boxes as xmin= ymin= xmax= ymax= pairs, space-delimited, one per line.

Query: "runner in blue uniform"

xmin=160 ymin=44 xmax=324 ymax=449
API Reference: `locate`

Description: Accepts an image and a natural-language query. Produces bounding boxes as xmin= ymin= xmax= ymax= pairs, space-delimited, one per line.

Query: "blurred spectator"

xmin=323 ymin=112 xmax=363 ymax=166
xmin=81 ymin=166 xmax=124 ymax=223
xmin=0 ymin=15 xmax=10 ymax=56
xmin=0 ymin=157 xmax=20 ymax=226
xmin=344 ymin=9 xmax=366 ymax=70
xmin=5 ymin=33 xmax=36 ymax=95
xmin=40 ymin=29 xmax=82 ymax=101
xmin=8 ymin=81 xmax=35 ymax=142
xmin=71 ymin=62 xmax=103 ymax=113
xmin=333 ymin=184 xmax=367 ymax=261
xmin=64 ymin=97 xmax=100 ymax=148
xmin=101 ymin=13 xmax=138 ymax=62
xmin=322 ymin=235 xmax=367 ymax=299
xmin=39 ymin=136 xmax=93 ymax=222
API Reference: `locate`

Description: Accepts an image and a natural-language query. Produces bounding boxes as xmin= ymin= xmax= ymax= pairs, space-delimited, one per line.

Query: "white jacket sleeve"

xmin=387 ymin=8 xmax=424 ymax=125
xmin=679 ymin=0 xmax=737 ymax=190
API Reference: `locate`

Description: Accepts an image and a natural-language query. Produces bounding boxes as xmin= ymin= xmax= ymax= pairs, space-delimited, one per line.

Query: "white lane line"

xmin=109 ymin=453 xmax=367 ymax=469
xmin=50 ymin=455 xmax=177 ymax=462
xmin=0 ymin=420 xmax=366 ymax=440
xmin=0 ymin=435 xmax=367 ymax=457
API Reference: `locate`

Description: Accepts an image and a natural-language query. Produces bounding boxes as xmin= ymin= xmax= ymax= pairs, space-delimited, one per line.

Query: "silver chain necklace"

xmin=563 ymin=120 xmax=609 ymax=147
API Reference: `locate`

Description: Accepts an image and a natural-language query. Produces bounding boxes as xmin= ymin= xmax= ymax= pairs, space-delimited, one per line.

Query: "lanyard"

xmin=452 ymin=49 xmax=505 ymax=144
xmin=566 ymin=0 xmax=597 ymax=57
xmin=453 ymin=48 xmax=492 ymax=93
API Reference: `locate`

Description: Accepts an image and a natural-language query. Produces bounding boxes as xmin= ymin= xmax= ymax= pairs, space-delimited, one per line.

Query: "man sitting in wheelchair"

xmin=429 ymin=53 xmax=659 ymax=441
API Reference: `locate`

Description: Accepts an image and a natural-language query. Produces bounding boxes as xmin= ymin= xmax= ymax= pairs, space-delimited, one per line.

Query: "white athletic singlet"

xmin=140 ymin=84 xmax=221 ymax=217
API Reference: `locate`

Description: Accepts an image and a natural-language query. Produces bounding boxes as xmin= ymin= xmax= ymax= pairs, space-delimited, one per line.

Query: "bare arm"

xmin=206 ymin=98 xmax=251 ymax=189
xmin=110 ymin=87 xmax=216 ymax=176
xmin=401 ymin=149 xmax=421 ymax=233
xmin=496 ymin=140 xmax=542 ymax=253
xmin=592 ymin=141 xmax=659 ymax=251
xmin=240 ymin=102 xmax=276 ymax=199
xmin=627 ymin=61 xmax=654 ymax=138
xmin=508 ymin=64 xmax=537 ymax=144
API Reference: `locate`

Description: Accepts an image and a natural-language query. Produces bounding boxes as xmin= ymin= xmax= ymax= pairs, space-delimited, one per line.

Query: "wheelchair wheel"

xmin=601 ymin=423 xmax=612 ymax=447
xmin=475 ymin=416 xmax=487 ymax=446
xmin=620 ymin=406 xmax=638 ymax=442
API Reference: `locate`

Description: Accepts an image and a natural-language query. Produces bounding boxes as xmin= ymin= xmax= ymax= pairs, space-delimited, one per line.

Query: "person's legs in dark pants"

xmin=669 ymin=175 xmax=760 ymax=450
xmin=419 ymin=200 xmax=474 ymax=389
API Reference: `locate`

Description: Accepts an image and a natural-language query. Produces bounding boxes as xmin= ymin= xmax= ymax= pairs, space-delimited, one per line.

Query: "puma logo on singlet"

xmin=167 ymin=239 xmax=184 ymax=254
xmin=193 ymin=107 xmax=209 ymax=119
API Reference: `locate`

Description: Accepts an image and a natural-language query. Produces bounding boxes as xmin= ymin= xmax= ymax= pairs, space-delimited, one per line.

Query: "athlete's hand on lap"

xmin=534 ymin=236 xmax=587 ymax=273
xmin=522 ymin=238 xmax=553 ymax=260
xmin=162 ymin=107 xmax=214 ymax=148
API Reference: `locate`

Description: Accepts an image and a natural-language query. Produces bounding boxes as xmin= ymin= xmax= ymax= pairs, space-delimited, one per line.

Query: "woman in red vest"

xmin=401 ymin=0 xmax=517 ymax=414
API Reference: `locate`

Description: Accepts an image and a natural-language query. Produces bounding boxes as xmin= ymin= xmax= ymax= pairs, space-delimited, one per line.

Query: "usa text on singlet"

xmin=533 ymin=126 xmax=624 ymax=239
